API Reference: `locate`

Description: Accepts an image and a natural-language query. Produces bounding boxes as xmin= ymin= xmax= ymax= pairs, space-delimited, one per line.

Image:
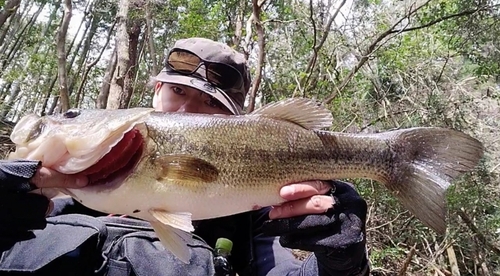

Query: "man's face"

xmin=153 ymin=82 xmax=232 ymax=115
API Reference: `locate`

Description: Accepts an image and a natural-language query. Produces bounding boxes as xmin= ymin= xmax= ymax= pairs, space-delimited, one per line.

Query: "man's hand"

xmin=0 ymin=160 xmax=88 ymax=192
xmin=0 ymin=160 xmax=88 ymax=233
xmin=29 ymin=166 xmax=89 ymax=214
xmin=31 ymin=167 xmax=88 ymax=189
xmin=269 ymin=180 xmax=333 ymax=219
xmin=262 ymin=180 xmax=369 ymax=274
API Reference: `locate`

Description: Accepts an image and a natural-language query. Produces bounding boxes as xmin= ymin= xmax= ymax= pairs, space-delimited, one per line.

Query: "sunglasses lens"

xmin=207 ymin=63 xmax=242 ymax=89
xmin=167 ymin=49 xmax=243 ymax=90
xmin=167 ymin=50 xmax=201 ymax=74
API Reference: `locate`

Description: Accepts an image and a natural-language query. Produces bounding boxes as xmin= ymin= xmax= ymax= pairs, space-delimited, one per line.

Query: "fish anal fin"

xmin=154 ymin=154 xmax=219 ymax=183
xmin=150 ymin=221 xmax=193 ymax=264
xmin=149 ymin=209 xmax=194 ymax=232
xmin=251 ymin=98 xmax=333 ymax=130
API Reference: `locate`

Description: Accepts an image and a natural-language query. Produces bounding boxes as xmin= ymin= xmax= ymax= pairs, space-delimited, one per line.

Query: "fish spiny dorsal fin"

xmin=250 ymin=98 xmax=333 ymax=130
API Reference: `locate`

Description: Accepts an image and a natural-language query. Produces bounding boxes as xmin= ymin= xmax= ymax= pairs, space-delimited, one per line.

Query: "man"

xmin=0 ymin=37 xmax=369 ymax=275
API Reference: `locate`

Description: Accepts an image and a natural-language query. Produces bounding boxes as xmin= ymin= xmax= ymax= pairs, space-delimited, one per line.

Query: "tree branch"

xmin=389 ymin=4 xmax=498 ymax=34
xmin=321 ymin=2 xmax=499 ymax=105
xmin=242 ymin=12 xmax=254 ymax=61
xmin=458 ymin=209 xmax=500 ymax=256
xmin=398 ymin=244 xmax=416 ymax=276
xmin=299 ymin=0 xmax=347 ymax=95
xmin=322 ymin=1 xmax=432 ymax=104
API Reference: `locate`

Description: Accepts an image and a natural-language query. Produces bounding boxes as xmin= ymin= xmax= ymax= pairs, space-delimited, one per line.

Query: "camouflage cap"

xmin=154 ymin=37 xmax=251 ymax=115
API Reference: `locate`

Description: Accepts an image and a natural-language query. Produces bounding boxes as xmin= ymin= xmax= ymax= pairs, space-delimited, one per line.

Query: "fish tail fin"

xmin=386 ymin=127 xmax=484 ymax=234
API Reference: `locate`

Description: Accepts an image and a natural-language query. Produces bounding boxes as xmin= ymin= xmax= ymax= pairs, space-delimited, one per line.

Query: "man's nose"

xmin=177 ymin=99 xmax=199 ymax=113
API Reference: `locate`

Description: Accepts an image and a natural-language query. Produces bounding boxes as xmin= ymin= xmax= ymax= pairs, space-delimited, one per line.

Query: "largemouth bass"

xmin=8 ymin=98 xmax=484 ymax=263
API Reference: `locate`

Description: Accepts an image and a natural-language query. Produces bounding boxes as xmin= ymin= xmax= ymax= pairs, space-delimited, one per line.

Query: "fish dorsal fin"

xmin=250 ymin=98 xmax=333 ymax=130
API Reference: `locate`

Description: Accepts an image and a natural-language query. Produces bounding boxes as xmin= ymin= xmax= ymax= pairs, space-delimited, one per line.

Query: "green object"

xmin=215 ymin=238 xmax=233 ymax=255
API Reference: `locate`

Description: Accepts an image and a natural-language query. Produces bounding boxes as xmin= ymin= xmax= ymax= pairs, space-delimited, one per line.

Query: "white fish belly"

xmin=67 ymin=180 xmax=285 ymax=221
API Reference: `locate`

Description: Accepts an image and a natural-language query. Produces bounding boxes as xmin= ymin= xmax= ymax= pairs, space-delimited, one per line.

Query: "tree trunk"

xmin=98 ymin=48 xmax=117 ymax=109
xmin=75 ymin=20 xmax=116 ymax=107
xmin=107 ymin=0 xmax=141 ymax=109
xmin=0 ymin=14 xmax=12 ymax=47
xmin=0 ymin=0 xmax=31 ymax=49
xmin=56 ymin=0 xmax=73 ymax=113
xmin=23 ymin=1 xmax=58 ymax=80
xmin=145 ymin=0 xmax=158 ymax=75
xmin=68 ymin=1 xmax=97 ymax=95
xmin=107 ymin=0 xmax=130 ymax=109
xmin=0 ymin=82 xmax=11 ymax=103
xmin=0 ymin=2 xmax=42 ymax=76
xmin=246 ymin=0 xmax=265 ymax=113
xmin=42 ymin=74 xmax=59 ymax=116
xmin=0 ymin=3 xmax=46 ymax=119
xmin=232 ymin=0 xmax=247 ymax=48
xmin=64 ymin=0 xmax=91 ymax=99
xmin=27 ymin=0 xmax=60 ymax=115
xmin=0 ymin=0 xmax=21 ymax=30
xmin=0 ymin=81 xmax=20 ymax=120
xmin=124 ymin=21 xmax=141 ymax=108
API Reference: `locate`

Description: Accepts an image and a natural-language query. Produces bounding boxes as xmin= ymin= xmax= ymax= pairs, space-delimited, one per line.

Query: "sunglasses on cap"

xmin=165 ymin=48 xmax=244 ymax=90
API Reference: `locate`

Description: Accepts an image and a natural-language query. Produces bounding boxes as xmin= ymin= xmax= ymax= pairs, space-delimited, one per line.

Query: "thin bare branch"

xmin=458 ymin=209 xmax=500 ymax=256
xmin=446 ymin=245 xmax=460 ymax=276
xmin=322 ymin=1 xmax=432 ymax=104
xmin=390 ymin=4 xmax=499 ymax=34
xmin=300 ymin=0 xmax=347 ymax=94
xmin=398 ymin=244 xmax=416 ymax=276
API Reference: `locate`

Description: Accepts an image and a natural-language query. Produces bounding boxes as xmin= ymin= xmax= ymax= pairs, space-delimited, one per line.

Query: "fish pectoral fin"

xmin=151 ymin=221 xmax=193 ymax=264
xmin=154 ymin=155 xmax=219 ymax=183
xmin=250 ymin=98 xmax=333 ymax=130
xmin=149 ymin=209 xmax=195 ymax=232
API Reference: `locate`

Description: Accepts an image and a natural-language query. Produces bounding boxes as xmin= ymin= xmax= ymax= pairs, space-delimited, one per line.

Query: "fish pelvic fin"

xmin=387 ymin=127 xmax=484 ymax=234
xmin=149 ymin=209 xmax=195 ymax=264
xmin=251 ymin=98 xmax=333 ymax=130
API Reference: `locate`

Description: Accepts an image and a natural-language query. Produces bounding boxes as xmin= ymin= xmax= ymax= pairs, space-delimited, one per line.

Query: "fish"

xmin=7 ymin=98 xmax=484 ymax=263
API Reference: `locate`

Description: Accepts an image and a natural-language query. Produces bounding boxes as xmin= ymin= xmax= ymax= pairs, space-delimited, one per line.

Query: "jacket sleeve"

xmin=252 ymin=208 xmax=370 ymax=276
xmin=0 ymin=160 xmax=51 ymax=234
xmin=0 ymin=160 xmax=40 ymax=193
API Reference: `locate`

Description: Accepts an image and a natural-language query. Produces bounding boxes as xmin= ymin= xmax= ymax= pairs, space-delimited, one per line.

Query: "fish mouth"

xmin=79 ymin=127 xmax=144 ymax=186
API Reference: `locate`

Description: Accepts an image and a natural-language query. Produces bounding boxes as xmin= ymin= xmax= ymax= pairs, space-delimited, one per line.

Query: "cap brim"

xmin=155 ymin=70 xmax=243 ymax=115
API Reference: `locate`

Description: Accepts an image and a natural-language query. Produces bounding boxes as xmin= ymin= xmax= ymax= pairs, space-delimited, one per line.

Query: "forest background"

xmin=0 ymin=0 xmax=499 ymax=274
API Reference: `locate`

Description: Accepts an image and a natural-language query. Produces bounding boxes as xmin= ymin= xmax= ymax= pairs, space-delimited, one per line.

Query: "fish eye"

xmin=25 ymin=119 xmax=45 ymax=142
xmin=64 ymin=108 xmax=81 ymax=118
